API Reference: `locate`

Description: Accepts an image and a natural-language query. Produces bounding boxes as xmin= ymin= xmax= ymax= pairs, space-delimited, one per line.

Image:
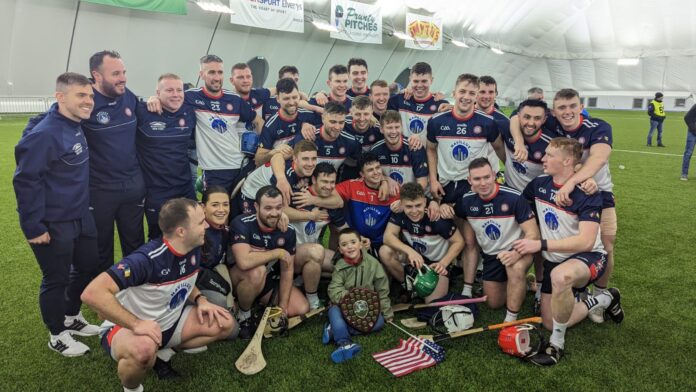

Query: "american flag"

xmin=372 ymin=338 xmax=445 ymax=377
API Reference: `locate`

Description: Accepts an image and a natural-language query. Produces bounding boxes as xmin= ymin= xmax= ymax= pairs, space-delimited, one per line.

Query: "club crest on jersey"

xmin=169 ymin=283 xmax=192 ymax=310
xmin=451 ymin=141 xmax=470 ymax=161
xmin=412 ymin=240 xmax=427 ymax=254
xmin=501 ymin=203 xmax=509 ymax=212
xmin=339 ymin=147 xmax=346 ymax=155
xmin=403 ymin=154 xmax=409 ymax=163
xmin=484 ymin=221 xmax=502 ymax=240
xmin=473 ymin=126 xmax=482 ymax=134
xmin=513 ymin=161 xmax=527 ymax=174
xmin=578 ymin=137 xmax=586 ymax=145
xmin=179 ymin=118 xmax=186 ymax=127
xmin=543 ymin=209 xmax=560 ymax=231
xmin=534 ymin=151 xmax=543 ymax=160
xmin=72 ymin=143 xmax=83 ymax=155
xmin=226 ymin=103 xmax=233 ymax=111
xmin=304 ymin=221 xmax=317 ymax=236
xmin=211 ymin=117 xmax=228 ymax=134
xmin=425 ymin=225 xmax=432 ymax=233
xmin=409 ymin=117 xmax=425 ymax=134
xmin=251 ymin=98 xmax=257 ymax=105
xmin=96 ymin=111 xmax=110 ymax=124
xmin=150 ymin=121 xmax=166 ymax=131
xmin=430 ymin=104 xmax=437 ymax=111
xmin=364 ymin=207 xmax=380 ymax=227
xmin=125 ymin=108 xmax=132 ymax=117
xmin=389 ymin=171 xmax=404 ymax=184
xmin=190 ymin=255 xmax=197 ymax=266
xmin=277 ymin=237 xmax=285 ymax=247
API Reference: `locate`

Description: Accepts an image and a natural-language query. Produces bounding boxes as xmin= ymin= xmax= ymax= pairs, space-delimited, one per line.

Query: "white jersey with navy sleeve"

xmin=427 ymin=110 xmax=500 ymax=184
xmin=500 ymin=127 xmax=555 ymax=192
xmin=104 ymin=239 xmax=200 ymax=331
xmin=523 ymin=175 xmax=605 ymax=263
xmin=292 ymin=188 xmax=346 ymax=245
xmin=185 ymin=88 xmax=257 ymax=170
xmin=259 ymin=109 xmax=319 ymax=150
xmin=241 ymin=161 xmax=310 ymax=200
xmin=455 ymin=185 xmax=535 ymax=256
xmin=388 ymin=213 xmax=456 ymax=262
xmin=549 ymin=116 xmax=614 ymax=193
xmin=370 ymin=139 xmax=428 ymax=185
xmin=387 ymin=93 xmax=449 ymax=146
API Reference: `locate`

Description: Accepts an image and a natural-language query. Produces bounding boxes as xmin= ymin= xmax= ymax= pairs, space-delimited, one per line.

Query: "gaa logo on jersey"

xmin=484 ymin=222 xmax=502 ymax=241
xmin=409 ymin=117 xmax=425 ymax=134
xmin=125 ymin=107 xmax=132 ymax=117
xmin=277 ymin=237 xmax=285 ymax=247
xmin=211 ymin=117 xmax=228 ymax=134
xmin=513 ymin=161 xmax=527 ymax=174
xmin=72 ymin=143 xmax=83 ymax=155
xmin=96 ymin=111 xmax=110 ymax=124
xmin=473 ymin=126 xmax=482 ymax=135
xmin=389 ymin=172 xmax=404 ymax=184
xmin=543 ymin=209 xmax=560 ymax=231
xmin=451 ymin=141 xmax=470 ymax=161
xmin=304 ymin=221 xmax=317 ymax=236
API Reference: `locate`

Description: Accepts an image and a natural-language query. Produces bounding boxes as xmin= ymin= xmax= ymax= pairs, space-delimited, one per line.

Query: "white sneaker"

xmin=587 ymin=294 xmax=609 ymax=324
xmin=64 ymin=312 xmax=101 ymax=336
xmin=49 ymin=331 xmax=90 ymax=357
xmin=308 ymin=297 xmax=322 ymax=311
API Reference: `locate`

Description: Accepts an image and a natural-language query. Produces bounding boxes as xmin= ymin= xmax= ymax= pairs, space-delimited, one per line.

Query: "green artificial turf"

xmin=0 ymin=110 xmax=694 ymax=391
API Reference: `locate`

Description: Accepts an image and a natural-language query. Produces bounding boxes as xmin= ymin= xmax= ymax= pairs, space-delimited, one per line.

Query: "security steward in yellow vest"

xmin=647 ymin=92 xmax=666 ymax=147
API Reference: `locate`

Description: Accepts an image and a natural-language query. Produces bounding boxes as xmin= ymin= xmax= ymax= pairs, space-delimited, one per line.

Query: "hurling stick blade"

xmin=235 ymin=307 xmax=272 ymax=375
xmin=401 ymin=317 xmax=427 ymax=329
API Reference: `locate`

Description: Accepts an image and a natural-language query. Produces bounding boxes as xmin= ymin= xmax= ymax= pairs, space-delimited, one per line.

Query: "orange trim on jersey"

xmin=163 ymin=238 xmax=185 ymax=257
xmin=452 ymin=108 xmax=474 ymax=122
xmin=525 ymin=129 xmax=543 ymax=144
xmin=565 ymin=115 xmax=584 ymax=133
xmin=202 ymin=87 xmax=223 ymax=100
xmin=480 ymin=184 xmax=500 ymax=202
xmin=413 ymin=93 xmax=433 ymax=103
xmin=278 ymin=109 xmax=298 ymax=122
xmin=386 ymin=137 xmax=404 ymax=152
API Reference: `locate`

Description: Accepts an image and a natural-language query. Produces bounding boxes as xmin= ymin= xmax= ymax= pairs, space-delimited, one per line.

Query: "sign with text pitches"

xmin=230 ymin=0 xmax=305 ymax=34
xmin=405 ymin=13 xmax=442 ymax=51
xmin=330 ymin=0 xmax=382 ymax=44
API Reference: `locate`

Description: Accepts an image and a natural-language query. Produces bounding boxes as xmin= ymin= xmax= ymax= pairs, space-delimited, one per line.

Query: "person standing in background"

xmin=647 ymin=92 xmax=666 ymax=147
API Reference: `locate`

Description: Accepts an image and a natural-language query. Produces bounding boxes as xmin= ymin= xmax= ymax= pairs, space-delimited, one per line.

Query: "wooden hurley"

xmin=392 ymin=296 xmax=488 ymax=313
xmin=235 ymin=307 xmax=272 ymax=375
xmin=419 ymin=316 xmax=543 ymax=343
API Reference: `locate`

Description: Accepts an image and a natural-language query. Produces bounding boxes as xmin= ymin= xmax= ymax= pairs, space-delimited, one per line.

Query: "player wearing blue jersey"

xmin=14 ymin=73 xmax=101 ymax=357
xmin=340 ymin=95 xmax=384 ymax=180
xmin=86 ymin=51 xmax=145 ymax=271
xmin=370 ymin=80 xmax=390 ymax=120
xmin=513 ymin=138 xmax=623 ymax=366
xmin=371 ymin=110 xmax=428 ymax=189
xmin=82 ymin=198 xmax=235 ymax=389
xmin=262 ymin=65 xmax=302 ymax=120
xmin=452 ymin=159 xmax=539 ymax=321
xmin=427 ymin=73 xmax=506 ymax=298
xmin=229 ymin=63 xmax=272 ymax=122
xmin=477 ymin=76 xmax=514 ymax=175
xmin=549 ymin=89 xmax=618 ymax=308
xmin=383 ymin=183 xmax=464 ymax=302
xmin=346 ymin=58 xmax=370 ymax=99
xmin=230 ymin=186 xmax=310 ymax=338
xmin=303 ymin=64 xmax=352 ymax=114
xmin=136 ymin=73 xmax=196 ymax=240
xmin=196 ymin=186 xmax=235 ymax=310
xmin=256 ymin=78 xmax=320 ymax=166
xmin=387 ymin=62 xmax=449 ymax=146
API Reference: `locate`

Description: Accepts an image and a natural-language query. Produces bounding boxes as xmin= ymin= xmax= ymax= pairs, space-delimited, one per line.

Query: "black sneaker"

xmin=658 ymin=143 xmax=666 ymax=147
xmin=528 ymin=343 xmax=564 ymax=367
xmin=238 ymin=317 xmax=258 ymax=340
xmin=604 ymin=288 xmax=624 ymax=324
xmin=153 ymin=358 xmax=181 ymax=380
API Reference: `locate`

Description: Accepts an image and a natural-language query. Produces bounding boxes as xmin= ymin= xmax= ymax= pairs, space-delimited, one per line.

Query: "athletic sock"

xmin=123 ymin=385 xmax=143 ymax=392
xmin=306 ymin=291 xmax=319 ymax=304
xmin=593 ymin=285 xmax=607 ymax=297
xmin=238 ymin=309 xmax=251 ymax=322
xmin=583 ymin=296 xmax=599 ymax=311
xmin=549 ymin=319 xmax=568 ymax=349
xmin=156 ymin=348 xmax=176 ymax=362
xmin=461 ymin=284 xmax=473 ymax=297
xmin=504 ymin=309 xmax=518 ymax=322
xmin=535 ymin=281 xmax=543 ymax=300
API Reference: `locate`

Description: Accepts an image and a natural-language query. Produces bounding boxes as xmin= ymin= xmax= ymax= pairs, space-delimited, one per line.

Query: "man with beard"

xmin=451 ymin=158 xmax=539 ymax=321
xmin=427 ymin=73 xmax=505 ymax=298
xmin=387 ymin=62 xmax=449 ymax=146
xmin=86 ymin=50 xmax=145 ymax=271
xmin=370 ymin=110 xmax=428 ymax=189
xmin=262 ymin=65 xmax=310 ymax=121
xmin=135 ymin=73 xmax=196 ymax=240
xmin=82 ymin=198 xmax=236 ymax=387
xmin=255 ymin=78 xmax=320 ymax=166
xmin=340 ymin=95 xmax=384 ymax=180
xmin=14 ymin=72 xmax=100 ymax=356
xmin=229 ymin=186 xmax=309 ymax=338
xmin=382 ymin=183 xmax=464 ymax=302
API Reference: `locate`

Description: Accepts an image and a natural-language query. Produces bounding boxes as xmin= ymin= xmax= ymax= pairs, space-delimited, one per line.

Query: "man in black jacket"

xmin=681 ymin=103 xmax=696 ymax=180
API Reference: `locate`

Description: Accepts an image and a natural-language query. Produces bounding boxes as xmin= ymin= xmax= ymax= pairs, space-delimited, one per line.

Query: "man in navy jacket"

xmin=13 ymin=72 xmax=102 ymax=357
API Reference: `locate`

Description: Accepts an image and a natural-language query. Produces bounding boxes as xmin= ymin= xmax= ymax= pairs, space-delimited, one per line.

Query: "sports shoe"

xmin=308 ymin=296 xmax=323 ymax=311
xmin=321 ymin=322 xmax=332 ymax=345
xmin=331 ymin=343 xmax=362 ymax=363
xmin=153 ymin=357 xmax=181 ymax=380
xmin=182 ymin=346 xmax=207 ymax=354
xmin=48 ymin=331 xmax=90 ymax=357
xmin=64 ymin=312 xmax=101 ymax=337
xmin=658 ymin=143 xmax=666 ymax=147
xmin=528 ymin=343 xmax=564 ymax=367
xmin=680 ymin=176 xmax=688 ymax=181
xmin=604 ymin=288 xmax=624 ymax=324
xmin=238 ymin=317 xmax=258 ymax=340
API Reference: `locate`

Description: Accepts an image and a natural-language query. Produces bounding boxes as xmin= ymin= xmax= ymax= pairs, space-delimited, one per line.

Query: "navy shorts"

xmin=481 ymin=253 xmax=507 ymax=282
xmin=257 ymin=261 xmax=282 ymax=301
xmin=237 ymin=192 xmax=256 ymax=215
xmin=100 ymin=309 xmax=187 ymax=360
xmin=540 ymin=252 xmax=608 ymax=294
xmin=441 ymin=179 xmax=471 ymax=204
xmin=601 ymin=191 xmax=615 ymax=209
xmin=203 ymin=169 xmax=241 ymax=194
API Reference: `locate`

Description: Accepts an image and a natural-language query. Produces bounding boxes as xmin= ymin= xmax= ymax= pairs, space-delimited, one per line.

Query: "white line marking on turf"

xmin=613 ymin=149 xmax=682 ymax=157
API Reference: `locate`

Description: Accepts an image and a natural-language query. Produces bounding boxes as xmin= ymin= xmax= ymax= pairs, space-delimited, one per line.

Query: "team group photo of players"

xmin=13 ymin=50 xmax=626 ymax=391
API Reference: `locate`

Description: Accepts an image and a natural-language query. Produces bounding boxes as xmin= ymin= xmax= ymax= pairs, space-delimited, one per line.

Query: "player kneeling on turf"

xmin=323 ymin=228 xmax=394 ymax=363
xmin=81 ymin=198 xmax=236 ymax=391
xmin=382 ymin=183 xmax=464 ymax=303
xmin=513 ymin=138 xmax=623 ymax=367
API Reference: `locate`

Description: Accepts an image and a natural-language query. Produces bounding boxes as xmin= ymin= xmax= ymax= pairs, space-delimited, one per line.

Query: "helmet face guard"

xmin=263 ymin=307 xmax=288 ymax=338
xmin=409 ymin=265 xmax=439 ymax=298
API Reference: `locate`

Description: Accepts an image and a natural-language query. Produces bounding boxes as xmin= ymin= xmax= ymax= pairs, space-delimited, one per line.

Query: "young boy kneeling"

xmin=323 ymin=228 xmax=394 ymax=363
